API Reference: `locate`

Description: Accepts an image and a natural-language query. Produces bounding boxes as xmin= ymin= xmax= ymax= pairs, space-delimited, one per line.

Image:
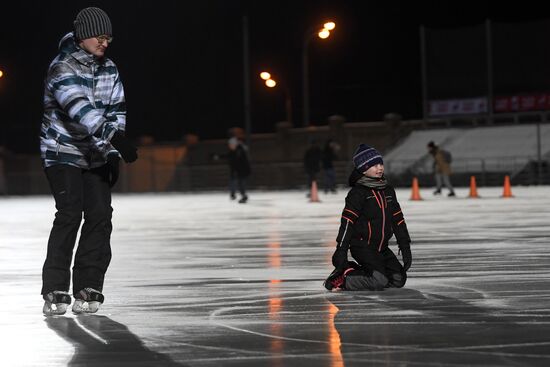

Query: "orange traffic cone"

xmin=468 ymin=176 xmax=480 ymax=198
xmin=502 ymin=175 xmax=514 ymax=198
xmin=309 ymin=180 xmax=321 ymax=202
xmin=410 ymin=177 xmax=422 ymax=201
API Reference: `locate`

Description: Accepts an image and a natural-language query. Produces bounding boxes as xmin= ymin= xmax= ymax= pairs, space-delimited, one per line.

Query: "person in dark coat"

xmin=323 ymin=144 xmax=412 ymax=291
xmin=227 ymin=137 xmax=251 ymax=203
xmin=303 ymin=139 xmax=322 ymax=196
xmin=0 ymin=145 xmax=7 ymax=195
xmin=322 ymin=139 xmax=339 ymax=194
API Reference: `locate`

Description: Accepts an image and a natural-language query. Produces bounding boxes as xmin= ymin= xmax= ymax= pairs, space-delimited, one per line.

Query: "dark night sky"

xmin=1 ymin=1 xmax=550 ymax=153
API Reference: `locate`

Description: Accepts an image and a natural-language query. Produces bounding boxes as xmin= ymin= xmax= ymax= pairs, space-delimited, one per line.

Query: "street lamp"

xmin=318 ymin=29 xmax=330 ymax=39
xmin=265 ymin=79 xmax=277 ymax=88
xmin=302 ymin=21 xmax=336 ymax=126
xmin=260 ymin=71 xmax=292 ymax=125
xmin=324 ymin=22 xmax=336 ymax=31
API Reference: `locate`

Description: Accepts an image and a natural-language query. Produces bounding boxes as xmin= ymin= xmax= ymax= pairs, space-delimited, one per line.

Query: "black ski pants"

xmin=42 ymin=164 xmax=112 ymax=296
xmin=346 ymin=244 xmax=407 ymax=291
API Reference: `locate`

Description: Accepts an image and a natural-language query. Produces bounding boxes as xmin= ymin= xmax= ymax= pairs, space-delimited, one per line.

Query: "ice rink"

xmin=1 ymin=186 xmax=550 ymax=366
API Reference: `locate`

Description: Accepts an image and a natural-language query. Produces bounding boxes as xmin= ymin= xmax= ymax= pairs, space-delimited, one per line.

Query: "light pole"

xmin=260 ymin=71 xmax=293 ymax=125
xmin=302 ymin=21 xmax=335 ymax=127
xmin=242 ymin=15 xmax=252 ymax=148
xmin=0 ymin=69 xmax=4 ymax=95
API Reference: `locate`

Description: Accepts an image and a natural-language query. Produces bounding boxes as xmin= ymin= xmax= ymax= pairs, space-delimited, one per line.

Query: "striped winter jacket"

xmin=40 ymin=32 xmax=125 ymax=169
xmin=336 ymin=172 xmax=411 ymax=253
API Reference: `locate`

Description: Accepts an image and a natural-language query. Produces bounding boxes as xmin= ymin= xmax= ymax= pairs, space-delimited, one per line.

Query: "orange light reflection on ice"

xmin=268 ymin=242 xmax=281 ymax=268
xmin=269 ymin=279 xmax=284 ymax=367
xmin=328 ymin=303 xmax=344 ymax=367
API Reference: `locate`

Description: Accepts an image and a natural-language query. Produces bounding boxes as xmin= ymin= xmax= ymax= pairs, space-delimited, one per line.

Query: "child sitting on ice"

xmin=324 ymin=144 xmax=412 ymax=291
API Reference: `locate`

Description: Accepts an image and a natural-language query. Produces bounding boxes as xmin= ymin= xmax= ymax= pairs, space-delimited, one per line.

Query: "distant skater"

xmin=227 ymin=137 xmax=251 ymax=203
xmin=322 ymin=139 xmax=339 ymax=194
xmin=324 ymin=144 xmax=412 ymax=291
xmin=427 ymin=141 xmax=455 ymax=197
xmin=303 ymin=139 xmax=322 ymax=197
xmin=0 ymin=146 xmax=7 ymax=195
xmin=40 ymin=7 xmax=137 ymax=315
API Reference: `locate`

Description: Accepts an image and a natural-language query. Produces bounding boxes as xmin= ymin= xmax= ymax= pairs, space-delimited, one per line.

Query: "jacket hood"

xmin=58 ymin=32 xmax=98 ymax=66
xmin=348 ymin=169 xmax=363 ymax=187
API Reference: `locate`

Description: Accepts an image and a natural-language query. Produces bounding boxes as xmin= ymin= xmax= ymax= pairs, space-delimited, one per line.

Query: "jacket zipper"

xmin=91 ymin=64 xmax=96 ymax=108
xmin=367 ymin=221 xmax=371 ymax=244
xmin=55 ymin=132 xmax=60 ymax=156
xmin=371 ymin=190 xmax=386 ymax=252
xmin=378 ymin=191 xmax=385 ymax=252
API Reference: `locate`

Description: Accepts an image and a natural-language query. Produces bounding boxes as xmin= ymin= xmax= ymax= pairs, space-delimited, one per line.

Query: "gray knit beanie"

xmin=74 ymin=7 xmax=112 ymax=41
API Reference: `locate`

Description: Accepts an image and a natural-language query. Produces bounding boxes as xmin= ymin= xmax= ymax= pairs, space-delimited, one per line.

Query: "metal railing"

xmin=2 ymin=150 xmax=549 ymax=195
xmin=386 ymin=156 xmax=549 ymax=187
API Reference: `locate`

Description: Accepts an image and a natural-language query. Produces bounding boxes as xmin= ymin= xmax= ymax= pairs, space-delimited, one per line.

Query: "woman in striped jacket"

xmin=40 ymin=7 xmax=137 ymax=316
xmin=324 ymin=144 xmax=412 ymax=291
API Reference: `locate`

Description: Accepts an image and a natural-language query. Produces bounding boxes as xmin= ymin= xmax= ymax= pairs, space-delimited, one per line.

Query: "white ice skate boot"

xmin=43 ymin=291 xmax=72 ymax=316
xmin=72 ymin=288 xmax=104 ymax=314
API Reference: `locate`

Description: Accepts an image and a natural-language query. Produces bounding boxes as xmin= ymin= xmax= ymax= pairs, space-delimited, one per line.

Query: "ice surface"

xmin=1 ymin=186 xmax=550 ymax=366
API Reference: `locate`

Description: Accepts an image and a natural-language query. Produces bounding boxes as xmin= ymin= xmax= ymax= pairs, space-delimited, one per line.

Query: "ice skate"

xmin=323 ymin=262 xmax=359 ymax=291
xmin=43 ymin=291 xmax=71 ymax=316
xmin=72 ymin=288 xmax=104 ymax=314
xmin=324 ymin=268 xmax=344 ymax=291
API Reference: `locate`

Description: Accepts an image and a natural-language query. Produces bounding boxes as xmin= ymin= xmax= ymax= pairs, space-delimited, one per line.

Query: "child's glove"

xmin=399 ymin=243 xmax=412 ymax=271
xmin=111 ymin=131 xmax=138 ymax=163
xmin=332 ymin=248 xmax=348 ymax=270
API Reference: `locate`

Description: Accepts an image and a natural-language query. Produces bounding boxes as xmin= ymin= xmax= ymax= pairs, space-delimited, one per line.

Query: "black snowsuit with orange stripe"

xmin=332 ymin=171 xmax=411 ymax=290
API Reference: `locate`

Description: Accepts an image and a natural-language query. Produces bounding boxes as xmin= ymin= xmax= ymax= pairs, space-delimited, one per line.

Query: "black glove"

xmin=106 ymin=153 xmax=120 ymax=188
xmin=399 ymin=244 xmax=412 ymax=271
xmin=110 ymin=131 xmax=138 ymax=163
xmin=332 ymin=248 xmax=348 ymax=270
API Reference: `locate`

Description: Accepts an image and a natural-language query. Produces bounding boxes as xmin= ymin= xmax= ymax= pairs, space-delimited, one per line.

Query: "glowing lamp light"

xmin=0 ymin=70 xmax=4 ymax=78
xmin=324 ymin=22 xmax=336 ymax=31
xmin=318 ymin=29 xmax=330 ymax=39
xmin=265 ymin=79 xmax=277 ymax=88
xmin=260 ymin=72 xmax=271 ymax=80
